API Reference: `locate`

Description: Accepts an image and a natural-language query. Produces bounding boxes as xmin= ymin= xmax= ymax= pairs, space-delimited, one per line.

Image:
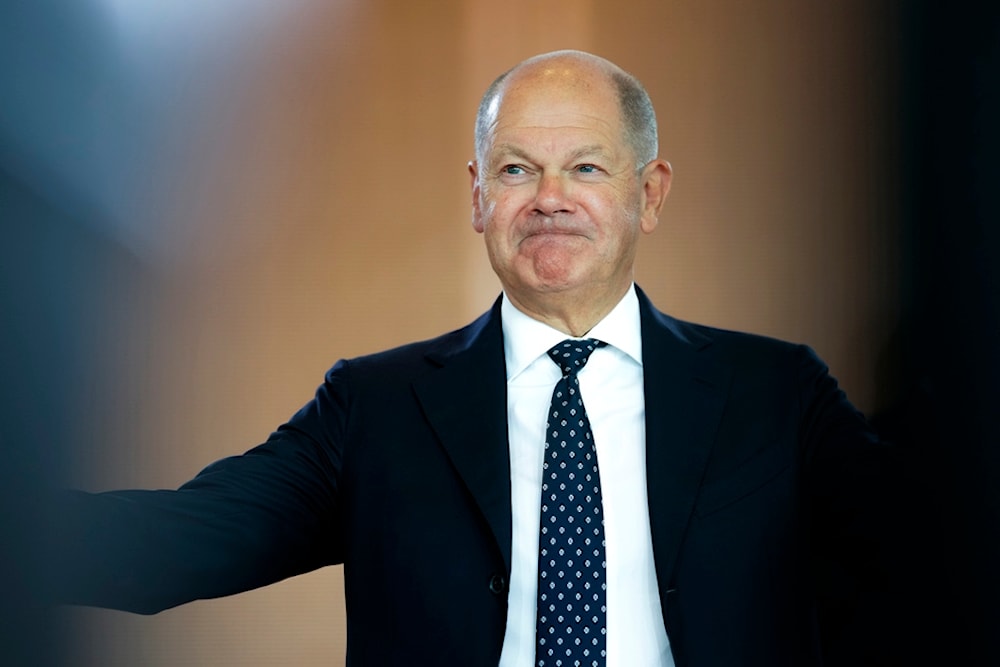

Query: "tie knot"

xmin=547 ymin=338 xmax=606 ymax=377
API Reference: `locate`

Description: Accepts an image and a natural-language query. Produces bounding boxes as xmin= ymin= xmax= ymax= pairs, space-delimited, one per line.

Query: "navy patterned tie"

xmin=536 ymin=338 xmax=608 ymax=667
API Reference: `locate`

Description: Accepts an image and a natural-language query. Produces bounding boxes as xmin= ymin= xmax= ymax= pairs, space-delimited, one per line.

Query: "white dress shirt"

xmin=497 ymin=286 xmax=674 ymax=667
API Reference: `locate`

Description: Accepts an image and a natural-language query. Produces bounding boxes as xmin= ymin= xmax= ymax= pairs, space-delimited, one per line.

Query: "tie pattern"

xmin=536 ymin=339 xmax=608 ymax=667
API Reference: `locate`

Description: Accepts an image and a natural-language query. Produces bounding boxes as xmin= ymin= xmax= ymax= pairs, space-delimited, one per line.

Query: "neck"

xmin=506 ymin=283 xmax=631 ymax=337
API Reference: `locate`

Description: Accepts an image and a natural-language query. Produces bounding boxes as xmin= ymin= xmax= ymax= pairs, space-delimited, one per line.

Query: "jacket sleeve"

xmin=47 ymin=360 xmax=353 ymax=614
xmin=796 ymin=345 xmax=900 ymax=663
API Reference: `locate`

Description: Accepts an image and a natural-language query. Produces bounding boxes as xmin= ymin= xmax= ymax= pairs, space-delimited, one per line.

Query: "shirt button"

xmin=488 ymin=574 xmax=506 ymax=595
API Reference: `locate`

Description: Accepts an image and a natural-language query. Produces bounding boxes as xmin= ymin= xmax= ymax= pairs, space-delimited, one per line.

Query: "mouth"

xmin=519 ymin=230 xmax=588 ymax=250
xmin=526 ymin=229 xmax=583 ymax=238
xmin=521 ymin=222 xmax=590 ymax=239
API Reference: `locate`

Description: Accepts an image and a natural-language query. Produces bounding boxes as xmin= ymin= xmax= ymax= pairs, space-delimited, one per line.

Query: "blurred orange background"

xmin=4 ymin=1 xmax=900 ymax=664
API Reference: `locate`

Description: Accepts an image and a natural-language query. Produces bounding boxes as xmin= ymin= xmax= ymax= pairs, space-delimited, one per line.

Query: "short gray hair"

xmin=474 ymin=58 xmax=658 ymax=168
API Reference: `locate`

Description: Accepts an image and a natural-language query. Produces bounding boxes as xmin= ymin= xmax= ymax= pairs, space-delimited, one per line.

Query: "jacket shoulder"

xmin=638 ymin=289 xmax=818 ymax=372
xmin=328 ymin=300 xmax=502 ymax=383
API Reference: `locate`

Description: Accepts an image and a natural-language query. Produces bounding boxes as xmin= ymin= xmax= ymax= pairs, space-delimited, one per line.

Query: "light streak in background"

xmin=2 ymin=0 xmax=353 ymax=268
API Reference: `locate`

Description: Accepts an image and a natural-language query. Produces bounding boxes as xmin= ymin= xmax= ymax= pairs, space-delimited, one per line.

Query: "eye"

xmin=575 ymin=164 xmax=600 ymax=174
xmin=501 ymin=164 xmax=526 ymax=176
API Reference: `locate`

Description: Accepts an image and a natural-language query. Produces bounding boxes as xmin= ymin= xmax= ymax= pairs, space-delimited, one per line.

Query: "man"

xmin=55 ymin=51 xmax=887 ymax=666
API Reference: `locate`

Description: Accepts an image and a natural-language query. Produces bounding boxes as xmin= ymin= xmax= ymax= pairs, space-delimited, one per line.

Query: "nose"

xmin=533 ymin=172 xmax=575 ymax=217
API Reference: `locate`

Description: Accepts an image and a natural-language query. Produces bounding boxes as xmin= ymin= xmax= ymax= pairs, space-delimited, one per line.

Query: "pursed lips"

xmin=518 ymin=229 xmax=589 ymax=250
xmin=518 ymin=220 xmax=591 ymax=243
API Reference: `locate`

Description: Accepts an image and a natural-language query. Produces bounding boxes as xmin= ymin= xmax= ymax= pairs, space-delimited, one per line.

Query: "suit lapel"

xmin=409 ymin=290 xmax=731 ymax=587
xmin=412 ymin=300 xmax=513 ymax=573
xmin=637 ymin=289 xmax=731 ymax=598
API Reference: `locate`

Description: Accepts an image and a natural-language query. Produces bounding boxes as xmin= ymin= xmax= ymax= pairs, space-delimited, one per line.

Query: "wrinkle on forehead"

xmin=487 ymin=103 xmax=625 ymax=162
xmin=492 ymin=81 xmax=621 ymax=130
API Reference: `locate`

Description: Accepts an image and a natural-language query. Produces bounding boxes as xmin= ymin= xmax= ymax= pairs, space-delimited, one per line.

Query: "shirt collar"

xmin=501 ymin=285 xmax=643 ymax=381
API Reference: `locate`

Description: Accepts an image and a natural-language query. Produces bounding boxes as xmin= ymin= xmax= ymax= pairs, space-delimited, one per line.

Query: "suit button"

xmin=488 ymin=574 xmax=506 ymax=595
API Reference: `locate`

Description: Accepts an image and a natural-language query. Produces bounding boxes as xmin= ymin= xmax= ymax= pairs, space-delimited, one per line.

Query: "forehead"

xmin=486 ymin=64 xmax=627 ymax=156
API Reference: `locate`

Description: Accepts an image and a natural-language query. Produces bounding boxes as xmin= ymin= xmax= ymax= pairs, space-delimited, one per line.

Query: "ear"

xmin=469 ymin=160 xmax=485 ymax=233
xmin=638 ymin=159 xmax=672 ymax=234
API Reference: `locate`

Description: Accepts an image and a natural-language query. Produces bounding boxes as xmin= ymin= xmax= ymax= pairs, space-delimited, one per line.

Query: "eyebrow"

xmin=491 ymin=143 xmax=612 ymax=164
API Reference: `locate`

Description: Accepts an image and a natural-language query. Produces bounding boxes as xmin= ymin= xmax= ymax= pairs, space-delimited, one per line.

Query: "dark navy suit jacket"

xmin=57 ymin=287 xmax=887 ymax=666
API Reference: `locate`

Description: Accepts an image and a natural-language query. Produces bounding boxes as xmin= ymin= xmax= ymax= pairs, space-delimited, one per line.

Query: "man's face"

xmin=469 ymin=63 xmax=669 ymax=320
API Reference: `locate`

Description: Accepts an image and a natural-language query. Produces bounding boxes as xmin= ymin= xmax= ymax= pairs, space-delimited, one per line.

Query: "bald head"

xmin=474 ymin=50 xmax=658 ymax=169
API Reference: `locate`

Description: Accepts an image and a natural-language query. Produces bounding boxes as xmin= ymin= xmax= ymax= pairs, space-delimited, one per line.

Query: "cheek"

xmin=596 ymin=189 xmax=641 ymax=227
xmin=485 ymin=199 xmax=503 ymax=222
xmin=483 ymin=195 xmax=522 ymax=234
